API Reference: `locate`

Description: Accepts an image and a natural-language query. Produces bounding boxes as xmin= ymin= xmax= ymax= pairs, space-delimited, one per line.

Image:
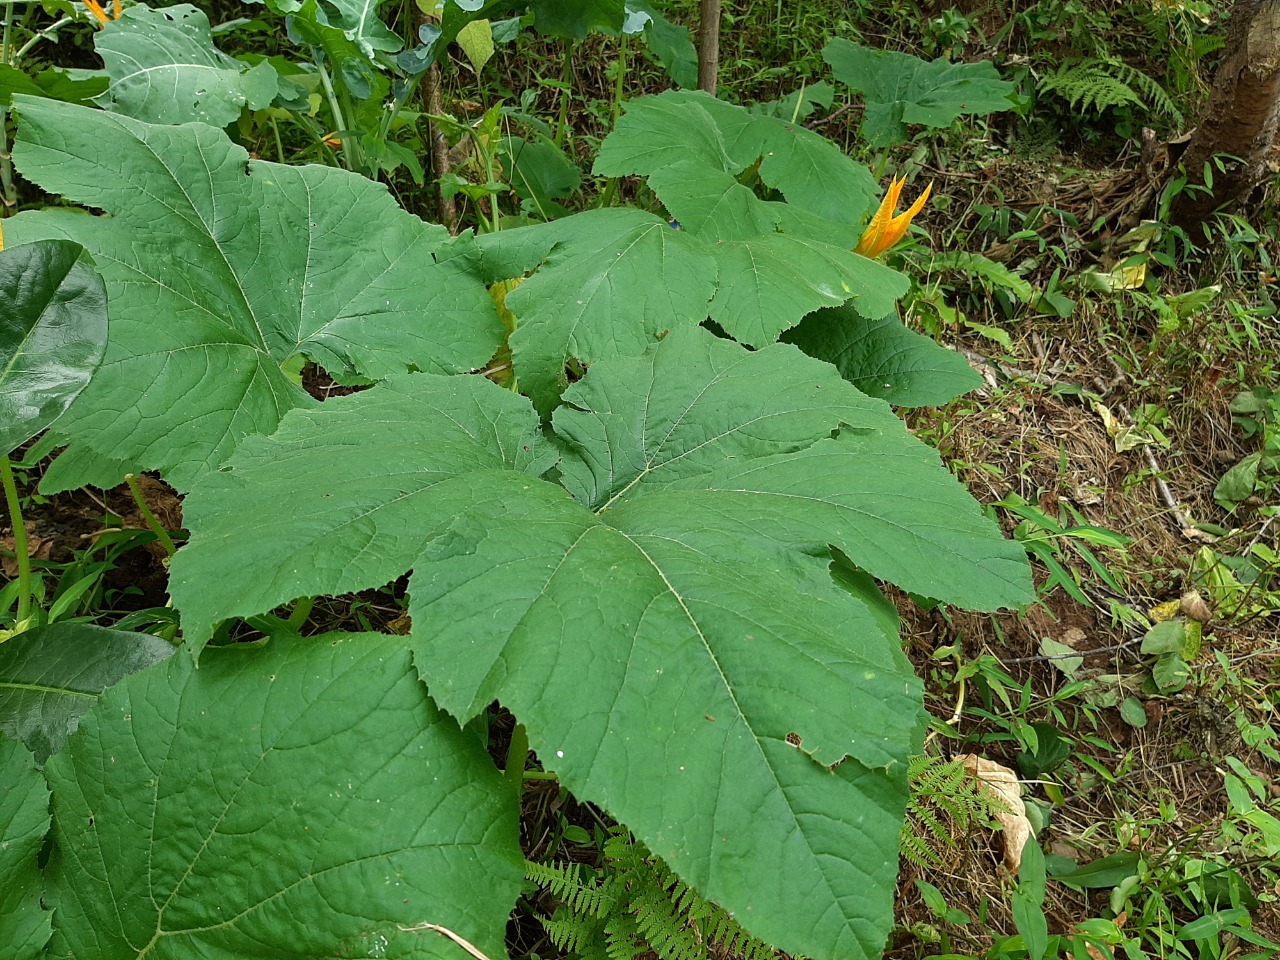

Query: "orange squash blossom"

xmin=82 ymin=0 xmax=120 ymax=27
xmin=855 ymin=176 xmax=932 ymax=258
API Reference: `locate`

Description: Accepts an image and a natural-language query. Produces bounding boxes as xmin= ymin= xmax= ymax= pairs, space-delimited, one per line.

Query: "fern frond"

xmin=901 ymin=754 xmax=1005 ymax=868
xmin=541 ymin=907 xmax=609 ymax=958
xmin=1038 ymin=57 xmax=1183 ymax=125
xmin=527 ymin=827 xmax=789 ymax=960
xmin=524 ymin=859 xmax=620 ymax=918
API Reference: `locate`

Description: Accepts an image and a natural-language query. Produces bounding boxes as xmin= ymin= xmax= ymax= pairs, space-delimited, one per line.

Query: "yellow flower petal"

xmin=854 ymin=176 xmax=903 ymax=257
xmin=82 ymin=0 xmax=109 ymax=26
xmin=855 ymin=177 xmax=932 ymax=258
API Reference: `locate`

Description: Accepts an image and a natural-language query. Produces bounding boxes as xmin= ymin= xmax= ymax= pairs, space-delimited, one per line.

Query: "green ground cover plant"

xmin=0 ymin=13 xmax=1035 ymax=955
xmin=5 ymin=1 xmax=1280 ymax=958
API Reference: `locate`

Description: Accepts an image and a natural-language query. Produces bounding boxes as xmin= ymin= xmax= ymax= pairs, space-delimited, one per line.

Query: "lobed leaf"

xmin=595 ymin=90 xmax=879 ymax=227
xmin=498 ymin=208 xmax=717 ymax=414
xmin=7 ymin=96 xmax=500 ymax=490
xmin=170 ymin=372 xmax=558 ymax=654
xmin=43 ymin=633 xmax=522 ymax=959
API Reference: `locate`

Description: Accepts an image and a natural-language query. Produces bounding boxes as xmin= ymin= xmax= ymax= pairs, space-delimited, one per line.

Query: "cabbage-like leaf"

xmin=7 ymin=96 xmax=500 ymax=490
xmin=784 ymin=304 xmax=981 ymax=406
xmin=0 ymin=239 xmax=107 ymax=457
xmin=823 ymin=38 xmax=1016 ymax=147
xmin=43 ymin=633 xmax=522 ymax=959
xmin=0 ymin=737 xmax=50 ymax=960
xmin=0 ymin=622 xmax=175 ymax=764
xmin=170 ymin=325 xmax=1032 ymax=959
xmin=94 ymin=5 xmax=278 ymax=126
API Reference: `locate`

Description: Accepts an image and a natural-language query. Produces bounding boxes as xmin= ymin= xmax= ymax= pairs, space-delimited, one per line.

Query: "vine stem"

xmin=1 ymin=456 xmax=32 ymax=623
xmin=124 ymin=473 xmax=177 ymax=558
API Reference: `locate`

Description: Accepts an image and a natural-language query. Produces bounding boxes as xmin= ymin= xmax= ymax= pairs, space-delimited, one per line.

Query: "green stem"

xmin=505 ymin=722 xmax=528 ymax=790
xmin=596 ymin=177 xmax=618 ymax=209
xmin=1 ymin=107 xmax=17 ymax=214
xmin=611 ymin=32 xmax=628 ymax=126
xmin=124 ymin=473 xmax=177 ymax=558
xmin=872 ymin=150 xmax=889 ymax=181
xmin=13 ymin=14 xmax=70 ymax=60
xmin=270 ymin=115 xmax=285 ymax=164
xmin=315 ymin=59 xmax=355 ymax=171
xmin=1 ymin=456 xmax=32 ymax=623
xmin=555 ymin=41 xmax=574 ymax=148
xmin=2 ymin=1 xmax=15 ymax=64
xmin=286 ymin=596 xmax=314 ymax=632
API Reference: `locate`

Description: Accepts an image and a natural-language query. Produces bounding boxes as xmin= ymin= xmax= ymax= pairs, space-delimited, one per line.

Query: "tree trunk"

xmin=698 ymin=0 xmax=720 ymax=95
xmin=413 ymin=3 xmax=458 ymax=233
xmin=1170 ymin=0 xmax=1280 ymax=232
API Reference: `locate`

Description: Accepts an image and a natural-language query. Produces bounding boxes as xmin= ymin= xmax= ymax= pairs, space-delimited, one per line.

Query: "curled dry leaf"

xmin=1180 ymin=589 xmax=1212 ymax=623
xmin=957 ymin=753 xmax=1031 ymax=872
xmin=1 ymin=521 xmax=53 ymax=579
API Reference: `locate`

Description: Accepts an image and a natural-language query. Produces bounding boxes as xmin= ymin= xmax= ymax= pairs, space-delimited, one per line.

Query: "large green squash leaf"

xmin=94 ymin=5 xmax=278 ymax=126
xmin=43 ymin=632 xmax=522 ymax=959
xmin=640 ymin=163 xmax=903 ymax=344
xmin=0 ymin=239 xmax=107 ymax=457
xmin=823 ymin=39 xmax=1016 ymax=147
xmin=708 ymin=231 xmax=906 ymax=346
xmin=0 ymin=622 xmax=175 ymax=764
xmin=485 ymin=208 xmax=717 ymax=414
xmin=170 ymin=325 xmax=1031 ymax=959
xmin=784 ymin=304 xmax=982 ymax=407
xmin=0 ymin=737 xmax=50 ymax=960
xmin=595 ymin=90 xmax=879 ymax=228
xmin=7 ymin=96 xmax=500 ymax=490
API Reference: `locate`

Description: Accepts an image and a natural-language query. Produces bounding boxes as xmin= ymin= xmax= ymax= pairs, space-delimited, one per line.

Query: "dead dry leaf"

xmin=957 ymin=753 xmax=1031 ymax=872
xmin=1 ymin=521 xmax=53 ymax=578
xmin=1180 ymin=590 xmax=1212 ymax=623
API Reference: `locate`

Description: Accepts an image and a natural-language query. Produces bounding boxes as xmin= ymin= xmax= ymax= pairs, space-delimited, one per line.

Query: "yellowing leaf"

xmin=457 ymin=18 xmax=494 ymax=73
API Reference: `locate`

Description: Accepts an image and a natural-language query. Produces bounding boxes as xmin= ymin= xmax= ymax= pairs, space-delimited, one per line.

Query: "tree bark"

xmin=698 ymin=0 xmax=720 ymax=95
xmin=413 ymin=2 xmax=458 ymax=233
xmin=1170 ymin=0 xmax=1280 ymax=232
